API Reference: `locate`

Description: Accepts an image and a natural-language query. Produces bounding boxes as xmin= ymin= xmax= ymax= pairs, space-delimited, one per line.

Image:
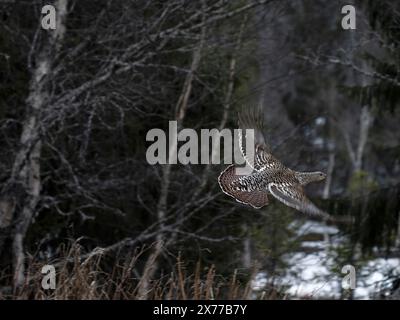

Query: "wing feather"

xmin=268 ymin=183 xmax=332 ymax=221
xmin=238 ymin=105 xmax=276 ymax=171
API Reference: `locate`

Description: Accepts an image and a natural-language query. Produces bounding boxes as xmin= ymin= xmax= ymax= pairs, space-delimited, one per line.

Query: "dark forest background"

xmin=0 ymin=0 xmax=399 ymax=299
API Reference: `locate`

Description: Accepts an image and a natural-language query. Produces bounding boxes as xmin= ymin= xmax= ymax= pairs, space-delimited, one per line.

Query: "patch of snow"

xmin=252 ymin=272 xmax=268 ymax=291
xmin=291 ymin=220 xmax=339 ymax=236
xmin=252 ymin=221 xmax=400 ymax=299
xmin=315 ymin=117 xmax=326 ymax=126
xmin=280 ymin=250 xmax=341 ymax=298
xmin=301 ymin=241 xmax=325 ymax=249
xmin=313 ymin=138 xmax=324 ymax=148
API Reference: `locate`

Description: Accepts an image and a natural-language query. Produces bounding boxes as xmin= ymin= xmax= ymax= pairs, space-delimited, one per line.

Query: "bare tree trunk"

xmin=323 ymin=152 xmax=335 ymax=199
xmin=136 ymin=21 xmax=206 ymax=300
xmin=318 ymin=85 xmax=335 ymax=253
xmin=241 ymin=224 xmax=252 ymax=269
xmin=353 ymin=60 xmax=374 ymax=172
xmin=1 ymin=0 xmax=69 ymax=290
xmin=197 ymin=14 xmax=248 ymax=193
xmin=135 ymin=240 xmax=163 ymax=299
xmin=323 ymin=85 xmax=337 ymax=199
xmin=395 ymin=212 xmax=400 ymax=249
xmin=337 ymin=104 xmax=373 ymax=173
xmin=136 ymin=13 xmax=250 ymax=299
xmin=354 ymin=105 xmax=373 ymax=171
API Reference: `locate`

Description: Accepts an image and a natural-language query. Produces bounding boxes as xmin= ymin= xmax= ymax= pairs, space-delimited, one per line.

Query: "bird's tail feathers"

xmin=218 ymin=165 xmax=269 ymax=209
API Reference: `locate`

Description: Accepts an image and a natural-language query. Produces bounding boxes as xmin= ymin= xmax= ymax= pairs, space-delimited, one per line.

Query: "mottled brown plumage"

xmin=218 ymin=104 xmax=333 ymax=221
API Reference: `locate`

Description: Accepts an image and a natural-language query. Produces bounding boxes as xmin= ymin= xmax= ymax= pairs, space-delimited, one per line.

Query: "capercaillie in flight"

xmin=218 ymin=104 xmax=334 ymax=222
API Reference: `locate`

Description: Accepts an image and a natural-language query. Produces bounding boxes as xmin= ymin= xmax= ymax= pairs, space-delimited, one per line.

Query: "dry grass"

xmin=0 ymin=243 xmax=280 ymax=300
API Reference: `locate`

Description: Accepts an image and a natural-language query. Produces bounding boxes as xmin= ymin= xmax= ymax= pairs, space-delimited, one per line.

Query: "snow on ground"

xmin=282 ymin=250 xmax=341 ymax=298
xmin=291 ymin=220 xmax=339 ymax=236
xmin=252 ymin=221 xmax=400 ymax=299
xmin=354 ymin=258 xmax=400 ymax=299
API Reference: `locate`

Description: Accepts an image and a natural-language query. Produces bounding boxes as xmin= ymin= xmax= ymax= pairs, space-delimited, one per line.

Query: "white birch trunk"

xmin=354 ymin=105 xmax=373 ymax=171
xmin=10 ymin=0 xmax=68 ymax=289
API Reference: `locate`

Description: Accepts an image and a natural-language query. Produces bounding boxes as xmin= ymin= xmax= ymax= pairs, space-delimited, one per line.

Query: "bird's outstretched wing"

xmin=218 ymin=165 xmax=269 ymax=209
xmin=268 ymin=183 xmax=333 ymax=221
xmin=238 ymin=105 xmax=276 ymax=171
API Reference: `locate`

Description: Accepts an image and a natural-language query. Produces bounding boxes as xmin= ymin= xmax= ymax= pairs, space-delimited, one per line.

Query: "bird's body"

xmin=218 ymin=104 xmax=333 ymax=221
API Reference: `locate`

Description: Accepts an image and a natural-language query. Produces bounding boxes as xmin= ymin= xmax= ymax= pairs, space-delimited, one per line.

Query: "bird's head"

xmin=295 ymin=171 xmax=326 ymax=185
xmin=313 ymin=171 xmax=327 ymax=182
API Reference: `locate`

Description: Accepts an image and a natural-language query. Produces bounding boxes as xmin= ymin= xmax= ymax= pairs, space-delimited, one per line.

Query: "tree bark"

xmin=136 ymin=18 xmax=206 ymax=300
xmin=354 ymin=105 xmax=373 ymax=171
xmin=0 ymin=0 xmax=69 ymax=290
xmin=395 ymin=212 xmax=400 ymax=249
xmin=241 ymin=224 xmax=252 ymax=269
xmin=323 ymin=84 xmax=337 ymax=199
xmin=323 ymin=151 xmax=335 ymax=199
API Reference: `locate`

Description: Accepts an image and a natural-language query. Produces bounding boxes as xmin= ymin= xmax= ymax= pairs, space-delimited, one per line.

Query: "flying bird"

xmin=218 ymin=104 xmax=335 ymax=222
